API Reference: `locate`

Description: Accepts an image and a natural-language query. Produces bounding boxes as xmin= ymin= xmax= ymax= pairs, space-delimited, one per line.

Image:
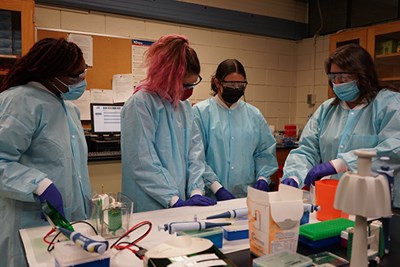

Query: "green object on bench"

xmin=299 ymin=218 xmax=354 ymax=241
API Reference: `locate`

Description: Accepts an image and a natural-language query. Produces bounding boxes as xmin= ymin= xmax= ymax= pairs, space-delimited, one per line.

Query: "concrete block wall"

xmin=295 ymin=36 xmax=330 ymax=130
xmin=34 ymin=5 xmax=330 ymax=132
xmin=179 ymin=0 xmax=308 ymax=23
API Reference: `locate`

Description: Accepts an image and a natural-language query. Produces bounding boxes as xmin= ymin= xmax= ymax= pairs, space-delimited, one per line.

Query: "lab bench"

xmin=86 ymin=145 xmax=294 ymax=194
xmin=270 ymin=146 xmax=296 ymax=191
xmin=20 ymin=198 xmax=248 ymax=267
xmin=20 ymin=197 xmax=395 ymax=266
xmin=86 ymin=145 xmax=295 ymax=194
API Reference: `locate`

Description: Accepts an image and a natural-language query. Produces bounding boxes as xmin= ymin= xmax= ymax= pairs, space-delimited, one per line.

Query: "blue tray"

xmin=298 ymin=235 xmax=341 ymax=250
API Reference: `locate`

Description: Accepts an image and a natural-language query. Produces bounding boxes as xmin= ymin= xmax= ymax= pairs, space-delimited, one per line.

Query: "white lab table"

xmin=20 ymin=198 xmax=249 ymax=267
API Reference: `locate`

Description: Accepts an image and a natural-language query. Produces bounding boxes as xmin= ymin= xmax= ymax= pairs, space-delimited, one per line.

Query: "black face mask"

xmin=221 ymin=87 xmax=244 ymax=104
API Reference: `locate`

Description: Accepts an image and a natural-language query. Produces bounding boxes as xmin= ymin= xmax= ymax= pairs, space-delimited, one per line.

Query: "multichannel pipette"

xmin=159 ymin=221 xmax=232 ymax=234
xmin=57 ymin=227 xmax=109 ymax=254
xmin=206 ymin=208 xmax=248 ymax=220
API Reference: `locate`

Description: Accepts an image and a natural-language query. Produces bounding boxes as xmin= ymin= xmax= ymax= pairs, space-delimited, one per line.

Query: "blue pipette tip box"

xmin=177 ymin=227 xmax=223 ymax=248
xmin=298 ymin=235 xmax=341 ymax=250
xmin=222 ymin=220 xmax=249 ymax=241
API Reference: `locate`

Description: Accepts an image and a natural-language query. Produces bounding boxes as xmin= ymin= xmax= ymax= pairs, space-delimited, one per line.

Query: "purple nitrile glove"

xmin=173 ymin=195 xmax=217 ymax=208
xmin=253 ymin=179 xmax=270 ymax=192
xmin=281 ymin=178 xmax=299 ymax=188
xmin=304 ymin=161 xmax=337 ymax=187
xmin=38 ymin=183 xmax=65 ymax=217
xmin=215 ymin=187 xmax=235 ymax=201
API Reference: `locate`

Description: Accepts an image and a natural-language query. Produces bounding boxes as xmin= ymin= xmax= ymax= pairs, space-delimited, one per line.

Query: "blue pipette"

xmin=206 ymin=208 xmax=248 ymax=219
xmin=58 ymin=227 xmax=109 ymax=254
xmin=159 ymin=221 xmax=232 ymax=234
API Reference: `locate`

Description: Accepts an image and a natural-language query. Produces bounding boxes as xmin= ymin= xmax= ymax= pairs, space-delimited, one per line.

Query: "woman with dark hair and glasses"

xmin=121 ymin=34 xmax=216 ymax=212
xmin=193 ymin=59 xmax=278 ymax=200
xmin=282 ymin=44 xmax=400 ymax=193
xmin=0 ymin=38 xmax=92 ymax=266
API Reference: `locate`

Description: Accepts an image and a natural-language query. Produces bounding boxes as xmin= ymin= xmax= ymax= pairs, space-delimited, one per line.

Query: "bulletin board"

xmin=37 ymin=29 xmax=133 ymax=128
xmin=37 ymin=29 xmax=132 ymax=90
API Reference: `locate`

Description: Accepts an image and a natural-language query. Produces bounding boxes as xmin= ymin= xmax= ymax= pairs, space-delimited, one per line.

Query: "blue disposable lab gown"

xmin=0 ymin=82 xmax=92 ymax=267
xmin=193 ymin=97 xmax=278 ymax=197
xmin=121 ymin=90 xmax=206 ymax=212
xmin=283 ymin=89 xmax=400 ymax=208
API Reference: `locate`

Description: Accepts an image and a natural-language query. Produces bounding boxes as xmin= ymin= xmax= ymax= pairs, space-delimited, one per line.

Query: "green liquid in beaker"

xmin=108 ymin=207 xmax=122 ymax=232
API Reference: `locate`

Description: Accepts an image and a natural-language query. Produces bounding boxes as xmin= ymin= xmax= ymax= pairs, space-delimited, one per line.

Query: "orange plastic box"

xmin=315 ymin=179 xmax=348 ymax=221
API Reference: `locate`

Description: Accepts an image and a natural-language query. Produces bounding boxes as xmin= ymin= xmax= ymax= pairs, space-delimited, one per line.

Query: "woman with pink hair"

xmin=121 ymin=34 xmax=216 ymax=212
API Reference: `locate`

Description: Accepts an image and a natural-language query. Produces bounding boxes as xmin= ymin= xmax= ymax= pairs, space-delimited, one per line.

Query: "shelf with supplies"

xmin=0 ymin=0 xmax=34 ymax=82
xmin=375 ymin=51 xmax=400 ymax=62
xmin=0 ymin=0 xmax=34 ymax=55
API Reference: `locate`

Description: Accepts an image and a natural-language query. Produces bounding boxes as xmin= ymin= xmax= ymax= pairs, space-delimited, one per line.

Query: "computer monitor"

xmin=90 ymin=103 xmax=123 ymax=137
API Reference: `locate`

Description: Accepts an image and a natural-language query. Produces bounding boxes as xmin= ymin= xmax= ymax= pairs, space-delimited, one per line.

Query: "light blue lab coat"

xmin=283 ymin=89 xmax=400 ymax=208
xmin=121 ymin=90 xmax=206 ymax=212
xmin=193 ymin=97 xmax=278 ymax=197
xmin=0 ymin=82 xmax=92 ymax=267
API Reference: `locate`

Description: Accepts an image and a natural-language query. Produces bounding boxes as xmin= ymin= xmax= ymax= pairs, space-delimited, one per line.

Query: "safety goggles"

xmin=220 ymin=80 xmax=248 ymax=91
xmin=327 ymin=72 xmax=354 ymax=83
xmin=69 ymin=68 xmax=88 ymax=83
xmin=183 ymin=75 xmax=202 ymax=89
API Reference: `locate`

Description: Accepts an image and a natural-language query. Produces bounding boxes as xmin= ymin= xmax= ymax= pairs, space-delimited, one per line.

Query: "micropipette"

xmin=206 ymin=208 xmax=248 ymax=220
xmin=159 ymin=221 xmax=231 ymax=234
xmin=303 ymin=203 xmax=320 ymax=213
xmin=57 ymin=227 xmax=109 ymax=254
xmin=206 ymin=204 xmax=319 ymax=220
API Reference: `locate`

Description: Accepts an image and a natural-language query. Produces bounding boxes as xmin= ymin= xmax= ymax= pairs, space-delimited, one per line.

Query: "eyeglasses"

xmin=220 ymin=80 xmax=248 ymax=91
xmin=69 ymin=68 xmax=87 ymax=83
xmin=183 ymin=75 xmax=202 ymax=89
xmin=327 ymin=72 xmax=354 ymax=83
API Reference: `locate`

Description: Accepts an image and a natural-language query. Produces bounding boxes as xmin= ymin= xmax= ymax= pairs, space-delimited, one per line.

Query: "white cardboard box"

xmin=247 ymin=185 xmax=303 ymax=257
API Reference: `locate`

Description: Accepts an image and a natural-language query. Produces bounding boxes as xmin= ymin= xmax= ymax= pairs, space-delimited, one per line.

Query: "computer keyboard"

xmin=88 ymin=150 xmax=121 ymax=161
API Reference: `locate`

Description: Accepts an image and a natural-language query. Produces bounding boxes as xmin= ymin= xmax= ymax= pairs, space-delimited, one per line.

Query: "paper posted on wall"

xmin=112 ymin=74 xmax=135 ymax=103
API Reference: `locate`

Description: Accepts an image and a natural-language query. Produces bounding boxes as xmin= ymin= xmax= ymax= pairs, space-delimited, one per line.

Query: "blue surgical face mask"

xmin=332 ymin=80 xmax=360 ymax=102
xmin=54 ymin=78 xmax=87 ymax=100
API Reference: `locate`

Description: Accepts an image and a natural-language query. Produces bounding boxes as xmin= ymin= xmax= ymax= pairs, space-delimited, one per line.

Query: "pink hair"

xmin=135 ymin=34 xmax=200 ymax=106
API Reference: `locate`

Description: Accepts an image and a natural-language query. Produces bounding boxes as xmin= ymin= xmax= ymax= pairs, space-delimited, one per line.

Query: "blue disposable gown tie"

xmin=121 ymin=90 xmax=206 ymax=212
xmin=0 ymin=82 xmax=92 ymax=267
xmin=283 ymin=89 xmax=400 ymax=208
xmin=193 ymin=97 xmax=278 ymax=197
